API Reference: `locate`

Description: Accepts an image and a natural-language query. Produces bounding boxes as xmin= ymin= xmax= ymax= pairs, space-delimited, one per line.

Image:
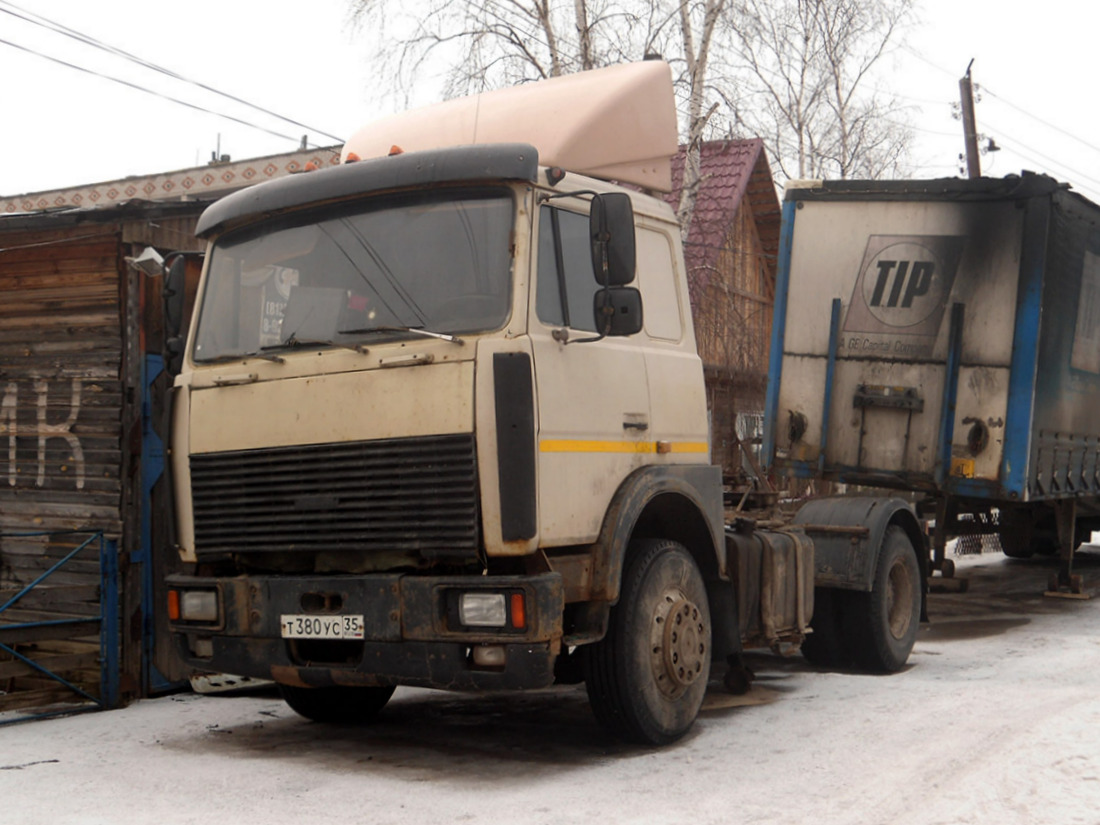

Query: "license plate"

xmin=280 ymin=614 xmax=365 ymax=640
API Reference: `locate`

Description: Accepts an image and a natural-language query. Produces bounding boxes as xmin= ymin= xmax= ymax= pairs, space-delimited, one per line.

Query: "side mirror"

xmin=590 ymin=193 xmax=636 ymax=286
xmin=164 ymin=255 xmax=187 ymax=342
xmin=594 ymin=287 xmax=643 ymax=337
xmin=165 ymin=336 xmax=185 ymax=378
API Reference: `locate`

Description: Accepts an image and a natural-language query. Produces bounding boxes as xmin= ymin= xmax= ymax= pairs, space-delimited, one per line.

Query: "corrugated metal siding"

xmin=0 ymin=224 xmax=126 ymax=711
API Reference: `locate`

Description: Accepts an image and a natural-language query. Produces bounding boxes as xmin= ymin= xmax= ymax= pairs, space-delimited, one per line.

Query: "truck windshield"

xmin=192 ymin=188 xmax=514 ymax=362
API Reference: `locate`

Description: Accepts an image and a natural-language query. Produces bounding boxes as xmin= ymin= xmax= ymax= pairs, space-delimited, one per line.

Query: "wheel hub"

xmin=650 ymin=592 xmax=707 ymax=699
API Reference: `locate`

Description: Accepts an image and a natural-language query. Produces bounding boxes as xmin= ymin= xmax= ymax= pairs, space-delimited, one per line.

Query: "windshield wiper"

xmin=196 ymin=351 xmax=286 ymax=364
xmin=339 ymin=325 xmax=465 ymax=345
xmin=261 ymin=333 xmax=369 ymax=354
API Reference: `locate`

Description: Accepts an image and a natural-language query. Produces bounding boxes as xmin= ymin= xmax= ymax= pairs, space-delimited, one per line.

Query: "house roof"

xmin=665 ymin=139 xmax=781 ymax=285
xmin=1 ymin=146 xmax=341 ymax=216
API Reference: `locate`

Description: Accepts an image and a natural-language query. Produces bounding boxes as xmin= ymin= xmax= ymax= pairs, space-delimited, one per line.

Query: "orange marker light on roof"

xmin=388 ymin=145 xmax=404 ymax=156
xmin=344 ymin=152 xmax=361 ymax=163
xmin=304 ymin=161 xmax=319 ymax=172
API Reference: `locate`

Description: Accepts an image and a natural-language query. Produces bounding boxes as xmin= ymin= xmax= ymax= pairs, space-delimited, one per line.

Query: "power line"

xmin=0 ymin=35 xmax=323 ymax=146
xmin=882 ymin=116 xmax=959 ymax=139
xmin=982 ymin=140 xmax=1100 ymax=202
xmin=898 ymin=44 xmax=957 ymax=80
xmin=982 ymin=119 xmax=1100 ymax=188
xmin=0 ymin=0 xmax=344 ymax=145
xmin=980 ymin=84 xmax=1100 ymax=158
xmin=985 ymin=127 xmax=1100 ymax=203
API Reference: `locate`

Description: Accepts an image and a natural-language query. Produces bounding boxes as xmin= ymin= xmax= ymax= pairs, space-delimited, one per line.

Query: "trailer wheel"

xmin=278 ymin=684 xmax=395 ymax=724
xmin=1000 ymin=530 xmax=1035 ymax=559
xmin=800 ymin=587 xmax=853 ymax=668
xmin=847 ymin=526 xmax=920 ymax=673
xmin=583 ymin=539 xmax=711 ymax=745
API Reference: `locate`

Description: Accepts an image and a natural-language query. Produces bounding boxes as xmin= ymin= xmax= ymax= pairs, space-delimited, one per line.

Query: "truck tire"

xmin=800 ymin=586 xmax=853 ymax=668
xmin=846 ymin=526 xmax=920 ymax=673
xmin=1000 ymin=527 xmax=1035 ymax=559
xmin=1001 ymin=538 xmax=1034 ymax=559
xmin=278 ymin=684 xmax=395 ymax=724
xmin=583 ymin=539 xmax=711 ymax=745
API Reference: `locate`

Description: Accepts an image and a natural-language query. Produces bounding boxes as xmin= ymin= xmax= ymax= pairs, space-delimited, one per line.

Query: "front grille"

xmin=190 ymin=434 xmax=479 ymax=557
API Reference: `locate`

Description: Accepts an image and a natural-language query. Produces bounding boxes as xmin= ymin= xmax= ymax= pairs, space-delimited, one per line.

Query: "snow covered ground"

xmin=3 ymin=549 xmax=1100 ymax=825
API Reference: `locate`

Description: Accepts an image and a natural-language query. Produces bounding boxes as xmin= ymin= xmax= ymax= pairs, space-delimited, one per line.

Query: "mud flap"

xmin=705 ymin=578 xmax=754 ymax=695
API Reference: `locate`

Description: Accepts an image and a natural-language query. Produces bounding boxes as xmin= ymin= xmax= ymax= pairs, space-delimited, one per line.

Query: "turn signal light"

xmin=168 ymin=589 xmax=219 ymax=623
xmin=452 ymin=589 xmax=528 ymax=632
xmin=510 ymin=593 xmax=526 ymax=629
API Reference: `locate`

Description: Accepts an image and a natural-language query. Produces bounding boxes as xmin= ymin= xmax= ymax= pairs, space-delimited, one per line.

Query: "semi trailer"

xmin=769 ymin=174 xmax=1100 ymax=600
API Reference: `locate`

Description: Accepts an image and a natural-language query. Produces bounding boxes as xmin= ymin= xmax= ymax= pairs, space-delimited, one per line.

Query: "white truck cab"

xmin=166 ymin=62 xmax=744 ymax=745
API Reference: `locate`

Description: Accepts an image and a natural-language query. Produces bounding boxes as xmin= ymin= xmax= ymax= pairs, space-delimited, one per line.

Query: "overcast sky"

xmin=1 ymin=0 xmax=1096 ymax=202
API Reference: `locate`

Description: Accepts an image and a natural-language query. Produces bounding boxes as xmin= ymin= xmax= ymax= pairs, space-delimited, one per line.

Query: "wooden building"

xmin=0 ymin=147 xmax=338 ymax=718
xmin=667 ymin=140 xmax=782 ymax=481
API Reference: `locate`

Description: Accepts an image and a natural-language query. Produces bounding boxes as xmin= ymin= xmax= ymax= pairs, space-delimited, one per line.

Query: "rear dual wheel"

xmin=584 ymin=539 xmax=711 ymax=745
xmin=802 ymin=526 xmax=920 ymax=673
xmin=848 ymin=526 xmax=921 ymax=672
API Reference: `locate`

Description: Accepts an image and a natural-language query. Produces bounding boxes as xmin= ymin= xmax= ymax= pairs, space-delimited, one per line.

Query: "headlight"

xmin=169 ymin=589 xmax=219 ymax=623
xmin=459 ymin=592 xmax=507 ymax=627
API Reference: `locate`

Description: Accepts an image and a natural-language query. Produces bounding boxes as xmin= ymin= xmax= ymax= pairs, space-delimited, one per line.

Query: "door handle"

xmin=623 ymin=417 xmax=649 ymax=431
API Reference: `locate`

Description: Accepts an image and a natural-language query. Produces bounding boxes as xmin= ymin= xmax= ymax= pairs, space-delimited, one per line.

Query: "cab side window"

xmin=536 ymin=205 xmax=598 ymax=332
xmin=636 ymin=227 xmax=682 ymax=341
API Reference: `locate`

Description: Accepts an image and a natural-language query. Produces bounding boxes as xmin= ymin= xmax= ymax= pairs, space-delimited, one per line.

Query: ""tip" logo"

xmin=843 ymin=235 xmax=965 ymax=342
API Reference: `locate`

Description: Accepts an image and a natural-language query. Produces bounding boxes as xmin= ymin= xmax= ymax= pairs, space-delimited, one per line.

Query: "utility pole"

xmin=959 ymin=60 xmax=981 ymax=179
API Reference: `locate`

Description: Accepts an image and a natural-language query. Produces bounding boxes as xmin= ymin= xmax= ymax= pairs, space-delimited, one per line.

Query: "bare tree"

xmin=728 ymin=0 xmax=913 ymax=183
xmin=675 ymin=0 xmax=727 ymax=235
xmin=350 ymin=1 xmax=645 ymax=100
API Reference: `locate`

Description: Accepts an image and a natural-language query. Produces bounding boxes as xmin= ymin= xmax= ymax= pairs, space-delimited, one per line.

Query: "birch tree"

xmin=728 ymin=0 xmax=913 ymax=182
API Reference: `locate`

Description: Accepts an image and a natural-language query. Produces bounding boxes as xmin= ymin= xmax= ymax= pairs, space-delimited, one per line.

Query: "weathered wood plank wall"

xmin=0 ymin=224 xmax=127 ymax=711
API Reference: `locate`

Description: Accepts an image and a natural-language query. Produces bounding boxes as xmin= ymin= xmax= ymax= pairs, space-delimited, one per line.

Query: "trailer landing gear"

xmin=929 ymin=500 xmax=969 ymax=593
xmin=1045 ymin=572 xmax=1089 ymax=599
xmin=1044 ymin=500 xmax=1092 ymax=600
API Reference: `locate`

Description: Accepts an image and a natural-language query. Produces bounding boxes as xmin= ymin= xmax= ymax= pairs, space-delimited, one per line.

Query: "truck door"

xmin=529 ymin=202 xmax=651 ymax=546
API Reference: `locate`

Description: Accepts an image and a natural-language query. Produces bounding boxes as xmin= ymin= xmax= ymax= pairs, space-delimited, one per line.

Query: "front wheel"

xmin=278 ymin=684 xmax=395 ymax=724
xmin=583 ymin=539 xmax=711 ymax=746
xmin=847 ymin=526 xmax=921 ymax=673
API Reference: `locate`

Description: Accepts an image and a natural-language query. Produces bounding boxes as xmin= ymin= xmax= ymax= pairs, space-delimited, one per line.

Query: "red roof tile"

xmin=664 ymin=139 xmax=780 ymax=287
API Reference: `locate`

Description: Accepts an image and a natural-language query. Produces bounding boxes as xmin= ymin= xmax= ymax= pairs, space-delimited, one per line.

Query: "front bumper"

xmin=168 ymin=572 xmax=563 ymax=691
